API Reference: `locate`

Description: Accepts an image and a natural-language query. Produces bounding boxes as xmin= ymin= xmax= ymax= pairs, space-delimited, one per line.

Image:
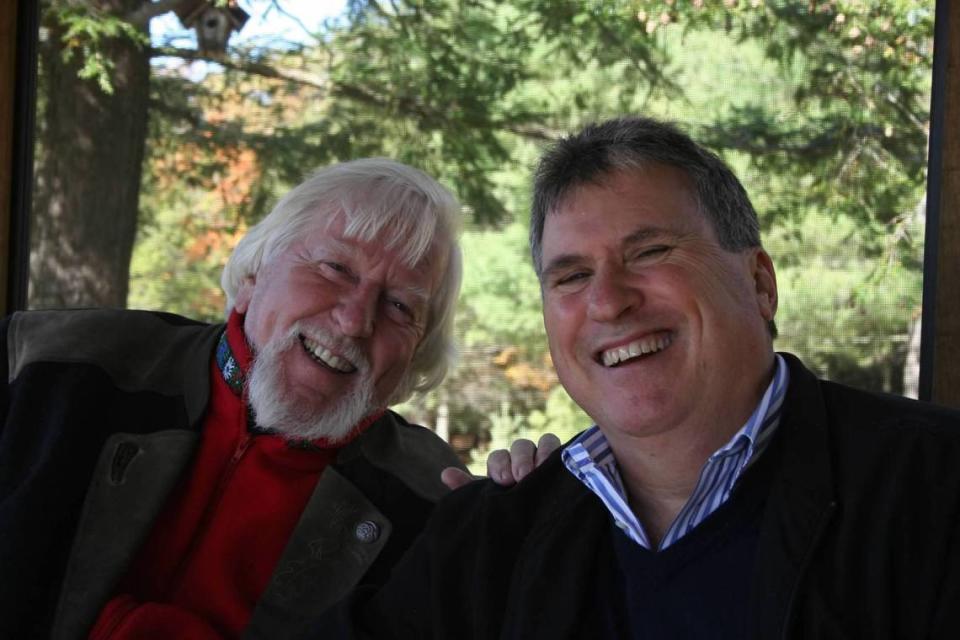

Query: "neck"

xmin=605 ymin=353 xmax=778 ymax=544
xmin=612 ymin=431 xmax=717 ymax=546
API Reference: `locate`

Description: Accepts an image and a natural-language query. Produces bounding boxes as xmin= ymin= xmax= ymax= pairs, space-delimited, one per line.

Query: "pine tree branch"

xmin=150 ymin=46 xmax=556 ymax=141
xmin=151 ymin=46 xmax=332 ymax=92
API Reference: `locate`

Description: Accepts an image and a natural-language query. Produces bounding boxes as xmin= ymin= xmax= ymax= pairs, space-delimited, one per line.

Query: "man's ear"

xmin=752 ymin=249 xmax=778 ymax=322
xmin=234 ymin=275 xmax=256 ymax=314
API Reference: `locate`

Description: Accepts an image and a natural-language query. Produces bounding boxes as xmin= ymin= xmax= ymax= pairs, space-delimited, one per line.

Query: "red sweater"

xmin=90 ymin=314 xmax=378 ymax=639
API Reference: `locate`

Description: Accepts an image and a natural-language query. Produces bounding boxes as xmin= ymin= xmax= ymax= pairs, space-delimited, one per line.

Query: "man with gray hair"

xmin=0 ymin=158 xmax=551 ymax=639
xmin=333 ymin=118 xmax=960 ymax=639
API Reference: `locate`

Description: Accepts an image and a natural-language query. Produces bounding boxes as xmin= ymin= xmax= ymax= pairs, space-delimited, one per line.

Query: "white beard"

xmin=246 ymin=325 xmax=376 ymax=443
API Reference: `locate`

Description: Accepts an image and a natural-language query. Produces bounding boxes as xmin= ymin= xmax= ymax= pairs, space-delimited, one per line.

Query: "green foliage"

xmin=327 ymin=0 xmax=537 ymax=222
xmin=129 ymin=205 xmax=230 ymax=321
xmin=41 ymin=0 xmax=934 ymax=459
xmin=768 ymin=207 xmax=923 ymax=393
xmin=689 ymin=1 xmax=931 ymax=234
xmin=527 ymin=386 xmax=591 ymax=445
xmin=458 ymin=223 xmax=544 ymax=358
xmin=48 ymin=2 xmax=149 ymax=94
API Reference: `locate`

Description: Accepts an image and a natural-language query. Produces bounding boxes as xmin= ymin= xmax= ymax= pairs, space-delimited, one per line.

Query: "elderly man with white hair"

xmin=0 ymin=158 xmax=554 ymax=640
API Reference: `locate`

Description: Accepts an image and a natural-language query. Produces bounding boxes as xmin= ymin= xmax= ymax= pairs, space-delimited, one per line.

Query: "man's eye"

xmin=322 ymin=262 xmax=350 ymax=277
xmin=632 ymin=246 xmax=669 ymax=260
xmin=554 ymin=272 xmax=589 ymax=287
xmin=386 ymin=298 xmax=416 ymax=321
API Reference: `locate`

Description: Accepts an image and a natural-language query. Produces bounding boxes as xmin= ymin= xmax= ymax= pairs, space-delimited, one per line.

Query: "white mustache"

xmin=262 ymin=322 xmax=371 ymax=374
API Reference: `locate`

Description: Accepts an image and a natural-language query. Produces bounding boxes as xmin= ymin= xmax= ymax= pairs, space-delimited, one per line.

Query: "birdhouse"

xmin=174 ymin=0 xmax=250 ymax=55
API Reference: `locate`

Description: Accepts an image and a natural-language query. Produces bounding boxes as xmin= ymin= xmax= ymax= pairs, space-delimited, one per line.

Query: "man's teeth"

xmin=301 ymin=336 xmax=357 ymax=373
xmin=601 ymin=335 xmax=671 ymax=367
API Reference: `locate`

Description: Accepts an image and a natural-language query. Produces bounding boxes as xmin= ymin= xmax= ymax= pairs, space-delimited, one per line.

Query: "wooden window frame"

xmin=0 ymin=0 xmax=36 ymax=315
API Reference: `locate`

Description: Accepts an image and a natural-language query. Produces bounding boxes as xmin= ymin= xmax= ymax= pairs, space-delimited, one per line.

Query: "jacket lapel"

xmin=51 ymin=430 xmax=197 ymax=640
xmin=245 ymin=467 xmax=391 ymax=639
xmin=246 ymin=411 xmax=460 ymax=638
xmin=750 ymin=353 xmax=839 ymax=640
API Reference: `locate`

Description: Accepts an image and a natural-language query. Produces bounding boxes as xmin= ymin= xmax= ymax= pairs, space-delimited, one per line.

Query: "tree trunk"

xmin=30 ymin=0 xmax=150 ymax=308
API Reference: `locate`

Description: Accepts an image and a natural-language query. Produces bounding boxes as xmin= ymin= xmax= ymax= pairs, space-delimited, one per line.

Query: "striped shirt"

xmin=562 ymin=354 xmax=789 ymax=550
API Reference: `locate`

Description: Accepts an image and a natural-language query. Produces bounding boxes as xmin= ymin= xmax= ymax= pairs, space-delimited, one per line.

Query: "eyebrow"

xmin=541 ymin=225 xmax=676 ymax=278
xmin=307 ymin=241 xmax=433 ymax=306
xmin=623 ymin=226 xmax=674 ymax=245
xmin=540 ymin=254 xmax=586 ymax=281
xmin=321 ymin=237 xmax=356 ymax=255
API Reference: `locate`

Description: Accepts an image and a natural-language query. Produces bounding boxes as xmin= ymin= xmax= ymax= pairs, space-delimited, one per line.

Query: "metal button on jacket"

xmin=355 ymin=520 xmax=380 ymax=543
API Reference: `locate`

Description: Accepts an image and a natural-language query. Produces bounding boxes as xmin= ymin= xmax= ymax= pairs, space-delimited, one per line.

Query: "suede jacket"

xmin=0 ymin=309 xmax=463 ymax=640
xmin=339 ymin=353 xmax=960 ymax=640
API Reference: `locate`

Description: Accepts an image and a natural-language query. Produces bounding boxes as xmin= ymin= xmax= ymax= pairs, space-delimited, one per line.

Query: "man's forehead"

xmin=321 ymin=230 xmax=439 ymax=269
xmin=548 ymin=168 xmax=703 ymax=226
xmin=539 ymin=172 xmax=712 ymax=271
xmin=321 ymin=210 xmax=446 ymax=270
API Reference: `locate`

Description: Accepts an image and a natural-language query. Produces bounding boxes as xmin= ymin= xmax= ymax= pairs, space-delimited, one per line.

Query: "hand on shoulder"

xmin=440 ymin=433 xmax=562 ymax=490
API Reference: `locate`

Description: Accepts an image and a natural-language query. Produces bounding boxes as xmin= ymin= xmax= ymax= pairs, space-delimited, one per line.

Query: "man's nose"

xmin=587 ymin=267 xmax=640 ymax=322
xmin=333 ymin=287 xmax=377 ymax=338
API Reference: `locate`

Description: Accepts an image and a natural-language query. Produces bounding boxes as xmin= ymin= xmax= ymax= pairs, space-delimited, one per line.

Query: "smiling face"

xmin=540 ymin=165 xmax=777 ymax=449
xmin=234 ymin=213 xmax=441 ymax=440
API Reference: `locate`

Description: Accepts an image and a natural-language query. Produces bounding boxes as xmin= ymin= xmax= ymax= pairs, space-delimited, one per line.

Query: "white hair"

xmin=222 ymin=158 xmax=463 ymax=402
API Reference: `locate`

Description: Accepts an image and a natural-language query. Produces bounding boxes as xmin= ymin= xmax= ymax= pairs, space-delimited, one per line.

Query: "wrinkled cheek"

xmin=543 ymin=319 xmax=570 ymax=362
xmin=372 ymin=357 xmax=411 ymax=404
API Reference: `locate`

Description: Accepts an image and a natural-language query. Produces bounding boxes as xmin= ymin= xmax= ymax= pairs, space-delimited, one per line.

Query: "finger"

xmin=486 ymin=448 xmax=515 ymax=485
xmin=535 ymin=433 xmax=562 ymax=466
xmin=441 ymin=467 xmax=478 ymax=491
xmin=509 ymin=438 xmax=537 ymax=482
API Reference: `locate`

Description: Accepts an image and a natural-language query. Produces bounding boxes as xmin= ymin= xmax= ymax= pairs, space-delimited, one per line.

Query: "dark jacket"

xmin=0 ymin=309 xmax=463 ymax=640
xmin=341 ymin=353 xmax=960 ymax=639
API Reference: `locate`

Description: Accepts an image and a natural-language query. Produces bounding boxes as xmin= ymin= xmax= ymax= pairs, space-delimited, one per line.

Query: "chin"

xmin=247 ymin=340 xmax=376 ymax=443
xmin=250 ymin=376 xmax=375 ymax=443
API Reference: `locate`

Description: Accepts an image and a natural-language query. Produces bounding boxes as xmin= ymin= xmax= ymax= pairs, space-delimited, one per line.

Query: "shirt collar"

xmin=709 ymin=354 xmax=790 ymax=462
xmin=216 ymin=309 xmax=252 ymax=397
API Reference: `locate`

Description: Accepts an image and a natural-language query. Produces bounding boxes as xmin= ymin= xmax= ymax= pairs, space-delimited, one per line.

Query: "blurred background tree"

xmin=30 ymin=0 xmax=933 ymax=463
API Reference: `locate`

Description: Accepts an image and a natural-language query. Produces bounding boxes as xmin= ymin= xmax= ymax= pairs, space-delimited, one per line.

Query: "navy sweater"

xmin=593 ymin=442 xmax=774 ymax=639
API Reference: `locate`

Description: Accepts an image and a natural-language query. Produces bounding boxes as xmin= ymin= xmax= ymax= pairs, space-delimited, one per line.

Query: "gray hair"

xmin=530 ymin=116 xmax=762 ymax=277
xmin=222 ymin=157 xmax=463 ymax=402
